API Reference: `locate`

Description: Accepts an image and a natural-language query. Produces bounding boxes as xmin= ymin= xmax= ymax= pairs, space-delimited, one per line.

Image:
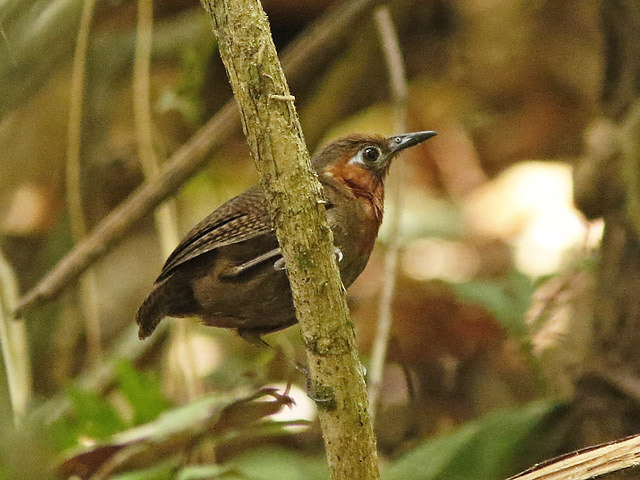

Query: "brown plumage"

xmin=136 ymin=131 xmax=436 ymax=343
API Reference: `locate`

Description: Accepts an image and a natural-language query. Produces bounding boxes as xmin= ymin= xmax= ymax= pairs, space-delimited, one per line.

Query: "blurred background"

xmin=1 ymin=0 xmax=639 ymax=478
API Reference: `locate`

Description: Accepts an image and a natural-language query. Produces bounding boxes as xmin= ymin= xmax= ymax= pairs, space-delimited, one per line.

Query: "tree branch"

xmin=201 ymin=1 xmax=379 ymax=478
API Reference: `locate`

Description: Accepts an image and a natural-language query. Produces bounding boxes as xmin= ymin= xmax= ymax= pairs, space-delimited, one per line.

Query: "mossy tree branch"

xmin=199 ymin=0 xmax=380 ymax=478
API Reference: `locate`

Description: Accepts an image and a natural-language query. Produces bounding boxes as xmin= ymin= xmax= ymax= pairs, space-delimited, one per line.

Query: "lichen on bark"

xmin=199 ymin=1 xmax=381 ymax=478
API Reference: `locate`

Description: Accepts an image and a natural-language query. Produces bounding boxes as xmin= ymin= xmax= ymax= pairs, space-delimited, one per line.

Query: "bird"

xmin=136 ymin=131 xmax=437 ymax=344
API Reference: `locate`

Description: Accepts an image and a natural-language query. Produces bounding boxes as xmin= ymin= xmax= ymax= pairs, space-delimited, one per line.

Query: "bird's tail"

xmin=135 ymin=283 xmax=168 ymax=339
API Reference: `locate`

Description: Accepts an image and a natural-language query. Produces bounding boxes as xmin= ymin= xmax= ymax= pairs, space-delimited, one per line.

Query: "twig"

xmin=132 ymin=0 xmax=181 ymax=254
xmin=130 ymin=15 xmax=169 ymax=243
xmin=66 ymin=0 xmax=103 ymax=362
xmin=0 ymin=248 xmax=32 ymax=425
xmin=508 ymin=433 xmax=640 ymax=480
xmin=66 ymin=0 xmax=95 ymax=242
xmin=14 ymin=0 xmax=385 ymax=317
xmin=132 ymin=0 xmax=200 ymax=400
xmin=368 ymin=5 xmax=408 ymax=420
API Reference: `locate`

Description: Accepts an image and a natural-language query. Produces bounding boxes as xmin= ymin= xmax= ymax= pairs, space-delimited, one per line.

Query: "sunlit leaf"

xmin=156 ymin=44 xmax=215 ymax=125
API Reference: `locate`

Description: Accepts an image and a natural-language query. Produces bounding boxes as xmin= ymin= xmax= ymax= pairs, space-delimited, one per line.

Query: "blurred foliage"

xmin=157 ymin=45 xmax=215 ymax=125
xmin=0 ymin=0 xmax=613 ymax=478
xmin=383 ymin=400 xmax=558 ymax=480
xmin=56 ymin=387 xmax=301 ymax=478
xmin=111 ymin=460 xmax=179 ymax=480
xmin=114 ymin=359 xmax=172 ymax=425
xmin=215 ymin=447 xmax=328 ymax=480
xmin=50 ymin=359 xmax=168 ymax=451
xmin=452 ymin=271 xmax=536 ymax=342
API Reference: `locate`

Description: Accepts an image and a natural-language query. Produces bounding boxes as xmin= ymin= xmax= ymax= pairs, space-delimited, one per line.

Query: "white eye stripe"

xmin=348 ymin=152 xmax=366 ymax=166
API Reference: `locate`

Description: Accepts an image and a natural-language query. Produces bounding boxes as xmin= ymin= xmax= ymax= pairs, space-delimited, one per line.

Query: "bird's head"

xmin=313 ymin=131 xmax=437 ymax=188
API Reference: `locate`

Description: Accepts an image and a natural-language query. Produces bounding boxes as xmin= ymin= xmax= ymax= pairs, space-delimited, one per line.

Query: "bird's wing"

xmin=157 ymin=186 xmax=274 ymax=282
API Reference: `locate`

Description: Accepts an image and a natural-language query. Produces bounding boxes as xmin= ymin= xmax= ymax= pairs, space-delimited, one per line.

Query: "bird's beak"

xmin=388 ymin=130 xmax=437 ymax=154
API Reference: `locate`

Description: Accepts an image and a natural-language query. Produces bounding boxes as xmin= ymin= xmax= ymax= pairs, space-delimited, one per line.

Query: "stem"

xmin=66 ymin=0 xmax=102 ymax=362
xmin=132 ymin=0 xmax=201 ymax=400
xmin=368 ymin=5 xmax=408 ymax=419
xmin=0 ymin=249 xmax=32 ymax=425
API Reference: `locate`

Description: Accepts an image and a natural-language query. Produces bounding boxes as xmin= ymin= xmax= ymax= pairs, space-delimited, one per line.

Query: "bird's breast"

xmin=321 ymin=175 xmax=384 ymax=288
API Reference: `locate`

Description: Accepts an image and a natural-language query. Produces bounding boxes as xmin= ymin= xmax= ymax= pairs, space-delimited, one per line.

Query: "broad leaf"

xmin=384 ymin=400 xmax=557 ymax=480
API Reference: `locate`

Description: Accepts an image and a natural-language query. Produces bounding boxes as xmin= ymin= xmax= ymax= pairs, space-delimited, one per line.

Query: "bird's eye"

xmin=362 ymin=146 xmax=381 ymax=162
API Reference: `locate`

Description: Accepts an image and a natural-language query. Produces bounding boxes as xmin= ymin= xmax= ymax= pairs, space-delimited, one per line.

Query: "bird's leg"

xmin=238 ymin=329 xmax=272 ymax=348
xmin=273 ymin=246 xmax=343 ymax=271
xmin=238 ymin=330 xmax=333 ymax=404
xmin=238 ymin=328 xmax=302 ymax=373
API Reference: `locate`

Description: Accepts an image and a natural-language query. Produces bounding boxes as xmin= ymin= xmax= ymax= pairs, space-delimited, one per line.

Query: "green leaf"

xmin=49 ymin=414 xmax=80 ymax=451
xmin=384 ymin=400 xmax=557 ymax=480
xmin=156 ymin=45 xmax=215 ymax=125
xmin=58 ymin=388 xmax=295 ymax=478
xmin=175 ymin=464 xmax=237 ymax=480
xmin=114 ymin=359 xmax=171 ymax=425
xmin=66 ymin=387 xmax=127 ymax=440
xmin=228 ymin=446 xmax=328 ymax=480
xmin=50 ymin=361 xmax=170 ymax=452
xmin=110 ymin=458 xmax=178 ymax=480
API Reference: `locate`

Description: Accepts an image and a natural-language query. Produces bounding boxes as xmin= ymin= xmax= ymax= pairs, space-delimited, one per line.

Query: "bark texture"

xmin=200 ymin=1 xmax=380 ymax=478
xmin=570 ymin=0 xmax=640 ymax=455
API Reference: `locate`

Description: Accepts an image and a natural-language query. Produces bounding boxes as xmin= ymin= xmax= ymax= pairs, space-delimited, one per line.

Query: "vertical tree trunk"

xmin=571 ymin=0 xmax=640 ymax=452
xmin=199 ymin=1 xmax=381 ymax=478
